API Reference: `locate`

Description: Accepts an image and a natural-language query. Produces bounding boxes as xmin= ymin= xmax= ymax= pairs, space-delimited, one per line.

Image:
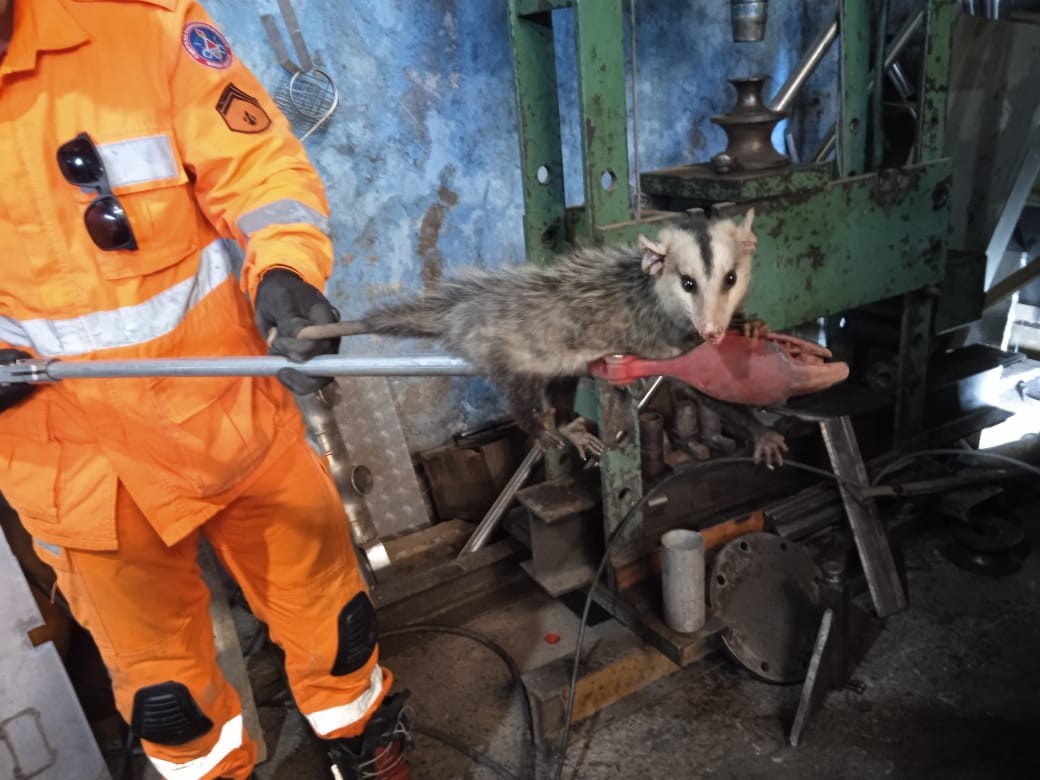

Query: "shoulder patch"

xmin=216 ymin=84 xmax=272 ymax=134
xmin=181 ymin=21 xmax=233 ymax=70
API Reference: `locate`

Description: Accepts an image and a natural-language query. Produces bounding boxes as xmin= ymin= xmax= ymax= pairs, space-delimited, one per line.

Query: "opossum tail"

xmin=358 ymin=295 xmax=451 ymax=338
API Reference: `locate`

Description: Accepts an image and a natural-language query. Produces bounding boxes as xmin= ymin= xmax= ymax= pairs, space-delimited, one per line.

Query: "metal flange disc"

xmin=710 ymin=532 xmax=823 ymax=683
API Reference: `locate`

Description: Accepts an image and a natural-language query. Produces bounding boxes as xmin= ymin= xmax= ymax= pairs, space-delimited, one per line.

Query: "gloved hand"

xmin=254 ymin=269 xmax=341 ymax=395
xmin=1 ymin=349 xmax=37 ymax=413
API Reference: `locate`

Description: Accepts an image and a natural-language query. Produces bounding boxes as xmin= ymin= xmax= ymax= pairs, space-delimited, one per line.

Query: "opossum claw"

xmin=558 ymin=417 xmax=605 ymax=462
xmin=752 ymin=428 xmax=788 ymax=468
xmin=742 ymin=317 xmax=771 ymax=341
xmin=532 ymin=408 xmax=568 ymax=451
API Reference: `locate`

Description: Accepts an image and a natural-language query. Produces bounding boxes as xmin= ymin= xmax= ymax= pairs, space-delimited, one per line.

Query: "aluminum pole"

xmin=768 ymin=18 xmax=839 ymax=114
xmin=0 ymin=354 xmax=478 ymax=383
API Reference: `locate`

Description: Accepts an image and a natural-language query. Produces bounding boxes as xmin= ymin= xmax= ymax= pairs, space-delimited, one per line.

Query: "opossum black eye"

xmin=681 ymin=275 xmax=697 ymax=294
xmin=724 ymin=271 xmax=737 ymax=288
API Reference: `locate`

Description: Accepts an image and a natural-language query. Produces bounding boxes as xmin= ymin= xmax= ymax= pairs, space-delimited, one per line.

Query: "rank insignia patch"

xmin=216 ymin=84 xmax=272 ymax=134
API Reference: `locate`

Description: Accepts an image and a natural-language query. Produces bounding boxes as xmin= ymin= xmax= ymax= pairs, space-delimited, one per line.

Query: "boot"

xmin=328 ymin=690 xmax=411 ymax=780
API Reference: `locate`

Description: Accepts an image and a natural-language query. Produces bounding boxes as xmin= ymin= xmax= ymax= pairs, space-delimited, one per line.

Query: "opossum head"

xmin=639 ymin=209 xmax=756 ymax=344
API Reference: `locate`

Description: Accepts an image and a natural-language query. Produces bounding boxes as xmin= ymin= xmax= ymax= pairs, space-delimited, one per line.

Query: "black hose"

xmin=414 ymin=722 xmax=520 ymax=780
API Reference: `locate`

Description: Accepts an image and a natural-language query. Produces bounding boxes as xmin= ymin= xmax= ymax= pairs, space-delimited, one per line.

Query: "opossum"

xmin=350 ymin=209 xmax=767 ymax=454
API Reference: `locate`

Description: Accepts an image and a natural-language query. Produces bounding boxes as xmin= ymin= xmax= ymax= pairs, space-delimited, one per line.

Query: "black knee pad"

xmin=331 ymin=592 xmax=377 ymax=676
xmin=130 ymin=681 xmax=214 ymax=745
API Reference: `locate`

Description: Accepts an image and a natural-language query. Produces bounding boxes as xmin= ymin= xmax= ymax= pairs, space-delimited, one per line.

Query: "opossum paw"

xmin=535 ymin=429 xmax=568 ymax=452
xmin=742 ymin=318 xmax=771 ymax=340
xmin=559 ymin=417 xmax=605 ymax=462
xmin=752 ymin=429 xmax=788 ymax=469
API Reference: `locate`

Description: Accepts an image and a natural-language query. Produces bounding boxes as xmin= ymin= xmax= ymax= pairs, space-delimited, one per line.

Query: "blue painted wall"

xmin=205 ymin=0 xmax=836 ymax=452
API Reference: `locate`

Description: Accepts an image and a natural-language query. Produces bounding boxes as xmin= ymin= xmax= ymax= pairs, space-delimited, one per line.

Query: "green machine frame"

xmin=508 ymin=0 xmax=958 ymax=582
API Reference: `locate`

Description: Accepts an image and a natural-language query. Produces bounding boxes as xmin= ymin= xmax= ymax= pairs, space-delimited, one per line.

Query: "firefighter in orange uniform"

xmin=0 ymin=1 xmax=409 ymax=778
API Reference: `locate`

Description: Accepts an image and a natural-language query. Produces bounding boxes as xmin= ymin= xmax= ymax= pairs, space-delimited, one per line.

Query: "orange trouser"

xmin=34 ymin=439 xmax=391 ymax=780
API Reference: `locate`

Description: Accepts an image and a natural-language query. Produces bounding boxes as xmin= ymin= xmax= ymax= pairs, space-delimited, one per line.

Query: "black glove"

xmin=254 ymin=269 xmax=341 ymax=395
xmin=1 ymin=349 xmax=37 ymax=413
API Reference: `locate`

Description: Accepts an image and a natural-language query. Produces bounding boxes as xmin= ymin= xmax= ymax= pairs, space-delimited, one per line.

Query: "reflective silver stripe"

xmin=33 ymin=539 xmax=62 ymax=557
xmin=303 ymin=665 xmax=384 ymax=737
xmin=236 ymin=198 xmax=330 ymax=238
xmin=0 ymin=241 xmax=233 ymax=357
xmin=147 ymin=714 xmax=243 ymax=780
xmin=98 ymin=134 xmax=179 ymax=188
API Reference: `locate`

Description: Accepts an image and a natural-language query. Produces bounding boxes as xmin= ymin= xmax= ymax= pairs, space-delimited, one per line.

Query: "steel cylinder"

xmin=661 ymin=529 xmax=706 ymax=634
xmin=639 ymin=411 xmax=666 ymax=480
xmin=731 ymin=0 xmax=768 ymax=43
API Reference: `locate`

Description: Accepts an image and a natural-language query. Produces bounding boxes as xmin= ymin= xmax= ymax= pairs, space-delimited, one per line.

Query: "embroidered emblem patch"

xmin=216 ymin=84 xmax=272 ymax=134
xmin=182 ymin=22 xmax=233 ymax=70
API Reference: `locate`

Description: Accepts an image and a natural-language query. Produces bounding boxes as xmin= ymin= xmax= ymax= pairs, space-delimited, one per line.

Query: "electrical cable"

xmin=380 ymin=624 xmax=536 ymax=780
xmin=413 ymin=723 xmax=519 ymax=780
xmin=872 ymin=447 xmax=1040 ymax=486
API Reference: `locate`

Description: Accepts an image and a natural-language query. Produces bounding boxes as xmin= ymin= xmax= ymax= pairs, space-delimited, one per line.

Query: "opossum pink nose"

xmin=702 ymin=326 xmax=725 ymax=344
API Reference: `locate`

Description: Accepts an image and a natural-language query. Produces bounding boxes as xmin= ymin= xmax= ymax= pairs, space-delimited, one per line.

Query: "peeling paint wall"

xmin=203 ymin=0 xmax=836 ymax=453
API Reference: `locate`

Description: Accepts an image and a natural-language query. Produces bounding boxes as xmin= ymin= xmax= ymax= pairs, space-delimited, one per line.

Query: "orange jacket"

xmin=0 ymin=0 xmax=334 ymax=549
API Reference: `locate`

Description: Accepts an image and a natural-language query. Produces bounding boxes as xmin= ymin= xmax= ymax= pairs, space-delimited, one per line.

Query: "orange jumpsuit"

xmin=0 ymin=1 xmax=390 ymax=777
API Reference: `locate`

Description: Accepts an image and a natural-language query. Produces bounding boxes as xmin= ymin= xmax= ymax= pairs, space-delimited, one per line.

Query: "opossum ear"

xmin=639 ymin=234 xmax=667 ymax=277
xmin=736 ymin=208 xmax=757 ymax=257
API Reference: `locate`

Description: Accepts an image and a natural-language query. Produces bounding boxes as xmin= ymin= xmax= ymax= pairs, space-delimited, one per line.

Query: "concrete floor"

xmin=225 ymin=494 xmax=1040 ymax=780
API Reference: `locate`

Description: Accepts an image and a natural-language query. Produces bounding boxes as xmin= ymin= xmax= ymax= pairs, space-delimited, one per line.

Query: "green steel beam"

xmin=516 ymin=0 xmax=574 ymax=15
xmin=837 ymin=0 xmax=870 ymax=177
xmin=574 ymin=0 xmax=632 ymax=241
xmin=508 ymin=2 xmax=568 ymax=264
xmin=640 ymin=161 xmax=834 ymax=205
xmin=637 ymin=160 xmax=951 ymax=331
xmin=598 ymin=383 xmax=644 ymax=577
xmin=916 ymin=0 xmax=956 ymax=162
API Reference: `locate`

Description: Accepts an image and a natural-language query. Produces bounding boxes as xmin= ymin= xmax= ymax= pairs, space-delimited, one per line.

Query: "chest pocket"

xmin=76 ymin=132 xmax=200 ymax=280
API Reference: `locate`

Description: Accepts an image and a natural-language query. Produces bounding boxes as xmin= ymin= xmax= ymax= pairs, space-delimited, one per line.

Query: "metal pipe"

xmin=639 ymin=411 xmax=666 ymax=480
xmin=731 ymin=0 xmax=769 ymax=43
xmin=812 ymin=8 xmax=924 ymax=163
xmin=768 ymin=18 xmax=839 ymax=114
xmin=458 ymin=375 xmax=667 ymax=558
xmin=661 ymin=529 xmax=706 ymax=633
xmin=296 ymin=387 xmax=390 ymax=586
xmin=458 ymin=445 xmax=544 ymax=557
xmin=1 ymin=353 xmax=478 ymax=383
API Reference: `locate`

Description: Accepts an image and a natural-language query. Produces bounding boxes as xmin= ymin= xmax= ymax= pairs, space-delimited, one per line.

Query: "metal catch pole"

xmin=0 ymin=354 xmax=479 ymax=384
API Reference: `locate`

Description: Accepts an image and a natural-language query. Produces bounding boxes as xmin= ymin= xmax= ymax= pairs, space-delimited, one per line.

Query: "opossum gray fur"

xmin=355 ymin=210 xmax=758 ymax=448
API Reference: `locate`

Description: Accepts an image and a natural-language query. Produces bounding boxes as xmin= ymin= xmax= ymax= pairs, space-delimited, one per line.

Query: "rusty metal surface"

xmin=710 ymin=532 xmax=823 ymax=683
xmin=837 ymin=0 xmax=870 ymax=177
xmin=598 ymin=383 xmax=645 ymax=575
xmin=640 ymin=161 xmax=833 ymax=205
xmin=641 ymin=161 xmax=951 ymax=332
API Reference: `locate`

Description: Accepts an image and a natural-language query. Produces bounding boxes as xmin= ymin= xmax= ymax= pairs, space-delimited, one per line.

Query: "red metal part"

xmin=587 ymin=331 xmax=850 ymax=406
